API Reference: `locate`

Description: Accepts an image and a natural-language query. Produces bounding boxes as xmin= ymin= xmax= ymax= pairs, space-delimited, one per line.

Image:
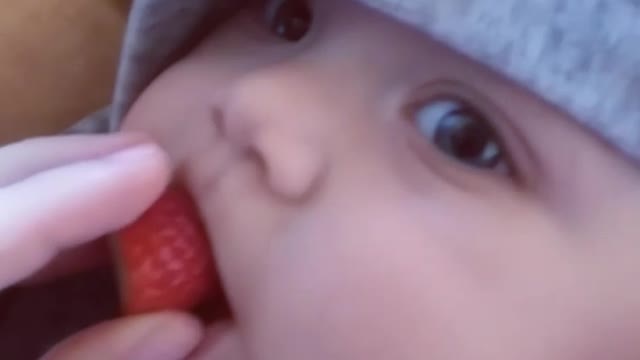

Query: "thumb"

xmin=41 ymin=312 xmax=203 ymax=360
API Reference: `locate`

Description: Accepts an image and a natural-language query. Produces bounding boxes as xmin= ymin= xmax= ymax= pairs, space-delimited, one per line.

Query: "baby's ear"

xmin=0 ymin=0 xmax=130 ymax=144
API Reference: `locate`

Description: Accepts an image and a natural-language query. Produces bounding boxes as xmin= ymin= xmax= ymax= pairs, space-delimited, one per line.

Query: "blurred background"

xmin=0 ymin=0 xmax=130 ymax=144
xmin=0 ymin=1 xmax=131 ymax=358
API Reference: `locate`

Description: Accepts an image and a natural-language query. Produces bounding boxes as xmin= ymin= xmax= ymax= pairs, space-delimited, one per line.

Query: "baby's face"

xmin=122 ymin=0 xmax=640 ymax=358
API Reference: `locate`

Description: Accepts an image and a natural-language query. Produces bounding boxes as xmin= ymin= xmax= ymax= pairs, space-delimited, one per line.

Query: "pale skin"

xmin=0 ymin=134 xmax=204 ymax=360
xmin=1 ymin=0 xmax=639 ymax=359
xmin=120 ymin=0 xmax=640 ymax=358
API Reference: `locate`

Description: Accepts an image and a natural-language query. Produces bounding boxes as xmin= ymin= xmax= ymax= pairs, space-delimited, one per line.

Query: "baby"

xmin=66 ymin=0 xmax=640 ymax=358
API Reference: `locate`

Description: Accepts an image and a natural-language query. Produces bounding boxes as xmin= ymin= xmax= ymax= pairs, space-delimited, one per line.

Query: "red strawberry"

xmin=112 ymin=184 xmax=220 ymax=315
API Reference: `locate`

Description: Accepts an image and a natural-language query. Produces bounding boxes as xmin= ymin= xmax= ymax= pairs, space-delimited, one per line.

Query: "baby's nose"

xmin=219 ymin=65 xmax=329 ymax=202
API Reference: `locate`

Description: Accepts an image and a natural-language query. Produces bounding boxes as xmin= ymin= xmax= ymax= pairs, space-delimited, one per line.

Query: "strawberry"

xmin=112 ymin=184 xmax=220 ymax=315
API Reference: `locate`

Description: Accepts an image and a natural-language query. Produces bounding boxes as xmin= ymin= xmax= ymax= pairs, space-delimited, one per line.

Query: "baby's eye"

xmin=264 ymin=0 xmax=312 ymax=42
xmin=414 ymin=99 xmax=510 ymax=173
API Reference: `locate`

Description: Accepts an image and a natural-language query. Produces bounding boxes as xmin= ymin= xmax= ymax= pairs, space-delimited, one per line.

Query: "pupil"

xmin=436 ymin=111 xmax=498 ymax=167
xmin=271 ymin=1 xmax=311 ymax=42
xmin=451 ymin=121 xmax=487 ymax=159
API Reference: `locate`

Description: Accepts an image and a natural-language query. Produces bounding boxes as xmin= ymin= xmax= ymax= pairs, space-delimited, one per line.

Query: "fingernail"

xmin=127 ymin=315 xmax=203 ymax=360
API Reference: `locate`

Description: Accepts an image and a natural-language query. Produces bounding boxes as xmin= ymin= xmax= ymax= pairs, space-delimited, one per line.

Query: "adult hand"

xmin=0 ymin=134 xmax=203 ymax=359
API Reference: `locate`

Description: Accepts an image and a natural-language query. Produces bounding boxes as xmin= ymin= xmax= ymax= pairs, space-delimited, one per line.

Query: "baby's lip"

xmin=196 ymin=227 xmax=232 ymax=325
xmin=178 ymin=142 xmax=250 ymax=324
xmin=180 ymin=183 xmax=233 ymax=323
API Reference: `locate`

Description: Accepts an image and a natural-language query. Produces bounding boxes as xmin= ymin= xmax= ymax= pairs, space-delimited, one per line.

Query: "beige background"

xmin=0 ymin=3 xmax=131 ymax=359
xmin=0 ymin=0 xmax=130 ymax=145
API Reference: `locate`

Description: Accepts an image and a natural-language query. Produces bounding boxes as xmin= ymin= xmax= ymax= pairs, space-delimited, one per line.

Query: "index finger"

xmin=0 ymin=133 xmax=148 ymax=187
xmin=0 ymin=143 xmax=171 ymax=289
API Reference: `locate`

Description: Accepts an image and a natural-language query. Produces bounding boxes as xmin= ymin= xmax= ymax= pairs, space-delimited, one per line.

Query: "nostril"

xmin=209 ymin=107 xmax=326 ymax=203
xmin=251 ymin=129 xmax=327 ymax=203
xmin=211 ymin=106 xmax=260 ymax=151
xmin=214 ymin=69 xmax=327 ymax=202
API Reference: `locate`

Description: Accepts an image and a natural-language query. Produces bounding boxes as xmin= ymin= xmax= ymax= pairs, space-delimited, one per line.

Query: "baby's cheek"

xmin=242 ymin=212 xmax=457 ymax=358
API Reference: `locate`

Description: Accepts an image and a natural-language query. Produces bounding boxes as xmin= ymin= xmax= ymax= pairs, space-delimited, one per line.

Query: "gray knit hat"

xmin=68 ymin=0 xmax=640 ymax=161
